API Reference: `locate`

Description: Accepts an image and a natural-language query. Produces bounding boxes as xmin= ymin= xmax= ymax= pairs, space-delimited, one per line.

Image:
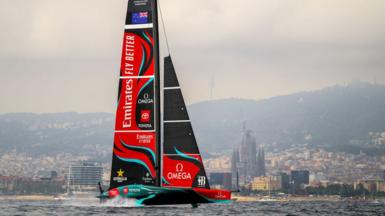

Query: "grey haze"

xmin=0 ymin=0 xmax=385 ymax=113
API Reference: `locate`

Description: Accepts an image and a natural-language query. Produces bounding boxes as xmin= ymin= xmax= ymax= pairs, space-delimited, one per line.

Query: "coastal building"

xmin=251 ymin=176 xmax=280 ymax=191
xmin=0 ymin=176 xmax=18 ymax=193
xmin=205 ymin=155 xmax=231 ymax=172
xmin=278 ymin=172 xmax=291 ymax=190
xmin=291 ymin=170 xmax=309 ymax=188
xmin=0 ymin=175 xmax=64 ymax=195
xmin=354 ymin=179 xmax=385 ymax=192
xmin=354 ymin=180 xmax=377 ymax=192
xmin=376 ymin=181 xmax=385 ymax=192
xmin=209 ymin=172 xmax=232 ymax=190
xmin=252 ymin=176 xmax=268 ymax=191
xmin=383 ymin=170 xmax=385 ymax=181
xmin=67 ymin=161 xmax=103 ymax=192
xmin=36 ymin=170 xmax=58 ymax=181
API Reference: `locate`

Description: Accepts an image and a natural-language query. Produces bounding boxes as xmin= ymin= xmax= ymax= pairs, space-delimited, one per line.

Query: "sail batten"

xmin=164 ymin=120 xmax=191 ymax=123
xmin=120 ymin=75 xmax=155 ymax=79
xmin=125 ymin=23 xmax=154 ymax=29
xmin=164 ymin=87 xmax=181 ymax=90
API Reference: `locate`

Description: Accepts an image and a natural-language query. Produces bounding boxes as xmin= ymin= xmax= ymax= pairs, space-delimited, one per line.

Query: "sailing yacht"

xmin=98 ymin=0 xmax=232 ymax=206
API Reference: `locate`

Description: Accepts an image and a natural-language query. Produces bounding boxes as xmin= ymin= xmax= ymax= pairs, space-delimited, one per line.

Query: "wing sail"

xmin=162 ymin=56 xmax=210 ymax=189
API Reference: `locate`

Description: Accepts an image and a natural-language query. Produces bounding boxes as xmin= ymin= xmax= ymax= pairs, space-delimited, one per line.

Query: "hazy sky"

xmin=0 ymin=0 xmax=385 ymax=113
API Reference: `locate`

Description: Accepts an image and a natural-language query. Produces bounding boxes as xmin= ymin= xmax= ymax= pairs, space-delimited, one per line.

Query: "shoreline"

xmin=233 ymin=195 xmax=340 ymax=202
xmin=0 ymin=194 xmax=383 ymax=203
xmin=232 ymin=195 xmax=383 ymax=203
xmin=0 ymin=194 xmax=98 ymax=201
xmin=0 ymin=195 xmax=57 ymax=201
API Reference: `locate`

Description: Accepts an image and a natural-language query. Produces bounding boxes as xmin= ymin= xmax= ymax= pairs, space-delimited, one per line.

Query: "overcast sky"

xmin=0 ymin=0 xmax=384 ymax=113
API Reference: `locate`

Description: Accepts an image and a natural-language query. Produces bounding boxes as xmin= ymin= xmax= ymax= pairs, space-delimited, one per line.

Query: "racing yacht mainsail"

xmin=100 ymin=0 xmax=231 ymax=206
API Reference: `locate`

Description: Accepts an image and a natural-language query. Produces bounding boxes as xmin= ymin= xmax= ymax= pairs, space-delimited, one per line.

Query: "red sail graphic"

xmin=120 ymin=31 xmax=154 ymax=77
xmin=162 ymin=155 xmax=204 ymax=188
xmin=115 ymin=76 xmax=155 ymax=131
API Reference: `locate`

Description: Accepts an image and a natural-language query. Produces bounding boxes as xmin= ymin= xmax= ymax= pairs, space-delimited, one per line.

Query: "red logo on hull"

xmin=140 ymin=110 xmax=151 ymax=123
xmin=167 ymin=163 xmax=192 ymax=180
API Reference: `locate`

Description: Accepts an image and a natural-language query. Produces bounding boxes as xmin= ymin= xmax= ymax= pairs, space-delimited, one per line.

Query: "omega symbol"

xmin=176 ymin=163 xmax=184 ymax=172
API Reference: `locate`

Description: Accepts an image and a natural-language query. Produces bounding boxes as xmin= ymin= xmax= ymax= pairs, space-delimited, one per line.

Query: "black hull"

xmin=142 ymin=189 xmax=212 ymax=205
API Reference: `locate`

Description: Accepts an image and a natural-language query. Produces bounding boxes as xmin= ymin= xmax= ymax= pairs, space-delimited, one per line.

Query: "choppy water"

xmin=1 ymin=200 xmax=384 ymax=216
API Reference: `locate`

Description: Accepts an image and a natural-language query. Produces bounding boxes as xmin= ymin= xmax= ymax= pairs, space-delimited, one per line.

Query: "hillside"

xmin=0 ymin=112 xmax=114 ymax=158
xmin=1 ymin=83 xmax=385 ymax=156
xmin=190 ymin=83 xmax=385 ymax=154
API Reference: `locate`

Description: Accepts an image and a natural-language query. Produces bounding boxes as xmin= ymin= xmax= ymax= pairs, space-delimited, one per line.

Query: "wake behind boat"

xmin=98 ymin=0 xmax=232 ymax=207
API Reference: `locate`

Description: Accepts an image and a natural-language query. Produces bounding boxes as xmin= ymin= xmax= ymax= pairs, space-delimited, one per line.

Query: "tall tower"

xmin=231 ymin=146 xmax=240 ymax=188
xmin=256 ymin=144 xmax=266 ymax=177
xmin=238 ymin=129 xmax=257 ymax=181
xmin=383 ymin=170 xmax=385 ymax=181
xmin=231 ymin=125 xmax=258 ymax=186
xmin=209 ymin=73 xmax=215 ymax=100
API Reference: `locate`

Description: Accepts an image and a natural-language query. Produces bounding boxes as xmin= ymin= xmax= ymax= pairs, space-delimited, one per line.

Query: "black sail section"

xmin=162 ymin=56 xmax=210 ymax=189
xmin=164 ymin=89 xmax=189 ymax=121
xmin=163 ymin=122 xmax=199 ymax=153
xmin=164 ymin=56 xmax=180 ymax=87
xmin=109 ymin=0 xmax=161 ymax=190
xmin=163 ymin=56 xmax=188 ymax=121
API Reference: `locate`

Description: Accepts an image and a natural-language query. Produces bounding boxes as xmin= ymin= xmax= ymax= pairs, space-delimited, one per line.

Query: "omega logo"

xmin=138 ymin=93 xmax=154 ymax=104
xmin=176 ymin=163 xmax=183 ymax=172
xmin=167 ymin=163 xmax=191 ymax=180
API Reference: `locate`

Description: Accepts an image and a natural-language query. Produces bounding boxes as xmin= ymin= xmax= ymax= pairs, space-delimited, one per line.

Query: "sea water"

xmin=0 ymin=199 xmax=384 ymax=216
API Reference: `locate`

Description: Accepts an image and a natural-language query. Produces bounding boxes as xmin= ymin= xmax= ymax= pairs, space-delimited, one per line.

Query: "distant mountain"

xmin=190 ymin=83 xmax=385 ymax=155
xmin=1 ymin=83 xmax=385 ymax=156
xmin=0 ymin=112 xmax=114 ymax=159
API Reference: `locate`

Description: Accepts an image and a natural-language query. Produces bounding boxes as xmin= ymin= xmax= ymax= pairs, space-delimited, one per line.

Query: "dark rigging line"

xmin=158 ymin=0 xmax=171 ymax=55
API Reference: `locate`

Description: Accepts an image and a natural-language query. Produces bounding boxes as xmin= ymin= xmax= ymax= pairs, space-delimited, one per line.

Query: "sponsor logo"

xmin=122 ymin=79 xmax=134 ymax=128
xmin=108 ymin=188 xmax=119 ymax=197
xmin=123 ymin=187 xmax=129 ymax=194
xmin=133 ymin=0 xmax=149 ymax=6
xmin=132 ymin=11 xmax=149 ymax=24
xmin=113 ymin=169 xmax=128 ymax=183
xmin=138 ymin=123 xmax=153 ymax=129
xmin=140 ymin=110 xmax=151 ymax=123
xmin=136 ymin=133 xmax=154 ymax=144
xmin=167 ymin=163 xmax=192 ymax=180
xmin=197 ymin=176 xmax=206 ymax=187
xmin=138 ymin=93 xmax=154 ymax=104
xmin=215 ymin=191 xmax=227 ymax=199
xmin=142 ymin=172 xmax=153 ymax=183
xmin=130 ymin=188 xmax=140 ymax=193
xmin=123 ymin=34 xmax=135 ymax=76
xmin=176 ymin=163 xmax=183 ymax=172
